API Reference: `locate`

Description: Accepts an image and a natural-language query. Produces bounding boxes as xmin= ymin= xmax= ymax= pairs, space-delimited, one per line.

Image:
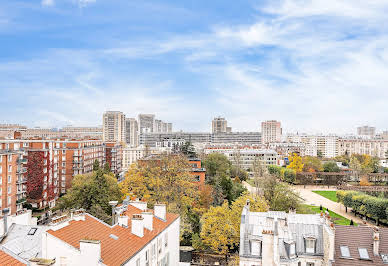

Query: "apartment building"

xmin=203 ymin=144 xmax=278 ymax=170
xmin=357 ymin=126 xmax=376 ymax=137
xmin=212 ymin=117 xmax=231 ymax=133
xmin=122 ymin=145 xmax=171 ymax=170
xmin=138 ymin=114 xmax=155 ymax=134
xmin=103 ymin=111 xmax=126 ymax=142
xmin=0 ymin=151 xmax=22 ymax=215
xmin=261 ymin=120 xmax=282 ymax=144
xmin=287 ymin=134 xmax=338 ymax=158
xmin=125 ymin=118 xmax=139 ymax=147
xmin=61 ymin=126 xmax=103 ymax=139
xmin=0 ymin=137 xmax=111 ymax=210
xmin=42 ymin=201 xmax=180 ymax=266
xmin=105 ymin=142 xmax=123 ymax=174
xmin=239 ymin=202 xmax=335 ymax=266
xmin=189 ymin=158 xmax=206 ymax=186
xmin=337 ymin=138 xmax=388 ymax=158
xmin=211 ymin=132 xmax=261 ymax=145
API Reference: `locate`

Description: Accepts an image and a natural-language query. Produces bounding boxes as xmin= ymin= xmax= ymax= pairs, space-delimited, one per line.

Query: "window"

xmin=28 ymin=228 xmax=38 ymax=235
xmin=250 ymin=240 xmax=262 ymax=256
xmin=8 ymin=165 xmax=12 ymax=172
xmin=8 ymin=187 xmax=11 ymax=194
xmin=8 ymin=155 xmax=12 ymax=161
xmin=136 ymin=258 xmax=140 ymax=266
xmin=358 ymin=248 xmax=370 ymax=260
xmin=164 ymin=234 xmax=168 ymax=247
xmin=340 ymin=246 xmax=351 ymax=258
xmin=152 ymin=243 xmax=156 ymax=259
xmin=8 ymin=175 xmax=11 ymax=183
xmin=305 ymin=238 xmax=315 ymax=253
xmin=289 ymin=243 xmax=296 ymax=257
xmin=8 ymin=197 xmax=11 ymax=205
xmin=306 ymin=263 xmax=314 ymax=266
xmin=158 ymin=238 xmax=162 ymax=254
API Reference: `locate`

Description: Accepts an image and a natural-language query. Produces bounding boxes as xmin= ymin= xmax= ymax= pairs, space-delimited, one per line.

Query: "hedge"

xmin=337 ymin=190 xmax=388 ymax=222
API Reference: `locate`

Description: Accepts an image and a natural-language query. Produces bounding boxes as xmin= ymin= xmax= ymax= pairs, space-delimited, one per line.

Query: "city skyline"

xmin=1 ymin=1 xmax=388 ymax=133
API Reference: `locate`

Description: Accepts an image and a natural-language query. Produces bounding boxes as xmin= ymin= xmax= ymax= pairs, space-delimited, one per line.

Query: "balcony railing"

xmin=17 ymin=168 xmax=27 ymax=174
xmin=16 ymin=178 xmax=27 ymax=184
xmin=17 ymin=158 xmax=28 ymax=164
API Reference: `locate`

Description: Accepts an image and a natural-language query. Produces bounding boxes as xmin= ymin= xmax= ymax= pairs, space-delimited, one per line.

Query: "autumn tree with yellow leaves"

xmin=199 ymin=192 xmax=268 ymax=258
xmin=287 ymin=153 xmax=304 ymax=172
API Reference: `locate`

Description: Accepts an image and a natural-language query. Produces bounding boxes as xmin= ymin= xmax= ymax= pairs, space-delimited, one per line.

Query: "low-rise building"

xmin=239 ymin=202 xmax=335 ymax=266
xmin=189 ymin=159 xmax=206 ymax=186
xmin=42 ymin=201 xmax=180 ymax=266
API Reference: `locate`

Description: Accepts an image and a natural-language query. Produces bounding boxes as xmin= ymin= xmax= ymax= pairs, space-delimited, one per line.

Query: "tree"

xmin=287 ymin=153 xmax=304 ymax=173
xmin=230 ymin=165 xmax=248 ymax=181
xmin=93 ymin=159 xmax=100 ymax=171
xmin=317 ymin=150 xmax=323 ymax=158
xmin=302 ymin=156 xmax=323 ymax=172
xmin=252 ymin=157 xmax=266 ymax=194
xmin=103 ymin=162 xmax=111 ymax=174
xmin=200 ymin=201 xmax=234 ymax=257
xmin=323 ymin=161 xmax=340 ymax=172
xmin=119 ymin=154 xmax=199 ymax=214
xmin=179 ymin=141 xmax=197 ymax=158
xmin=359 ymin=176 xmax=371 ymax=186
xmin=259 ymin=174 xmax=302 ymax=211
xmin=56 ymin=170 xmax=122 ymax=224
xmin=203 ymin=153 xmax=231 ymax=184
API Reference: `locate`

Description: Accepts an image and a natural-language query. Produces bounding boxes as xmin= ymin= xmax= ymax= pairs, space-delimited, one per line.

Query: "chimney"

xmin=80 ymin=239 xmax=101 ymax=265
xmin=289 ymin=208 xmax=296 ymax=215
xmin=373 ymin=227 xmax=380 ymax=256
xmin=118 ymin=215 xmax=128 ymax=227
xmin=131 ymin=214 xmax=144 ymax=237
xmin=154 ymin=203 xmax=166 ymax=221
xmin=142 ymin=212 xmax=153 ymax=231
xmin=129 ymin=200 xmax=147 ymax=211
xmin=2 ymin=208 xmax=9 ymax=236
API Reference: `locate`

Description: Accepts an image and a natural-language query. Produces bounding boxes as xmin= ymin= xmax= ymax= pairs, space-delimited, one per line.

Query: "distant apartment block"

xmin=261 ymin=120 xmax=282 ymax=144
xmin=212 ymin=117 xmax=231 ymax=133
xmin=203 ymin=144 xmax=278 ymax=171
xmin=140 ymin=132 xmax=261 ymax=147
xmin=122 ymin=145 xmax=171 ymax=170
xmin=138 ymin=114 xmax=155 ymax=134
xmin=338 ymin=138 xmax=388 ymax=158
xmin=60 ymin=126 xmax=103 ymax=139
xmin=125 ymin=118 xmax=139 ymax=147
xmin=357 ymin=125 xmax=376 ymax=137
xmin=287 ymin=134 xmax=338 ymax=158
xmin=102 ymin=111 xmax=126 ymax=142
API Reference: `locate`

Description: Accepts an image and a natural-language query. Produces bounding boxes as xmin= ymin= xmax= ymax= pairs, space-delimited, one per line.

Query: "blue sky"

xmin=1 ymin=0 xmax=388 ymax=133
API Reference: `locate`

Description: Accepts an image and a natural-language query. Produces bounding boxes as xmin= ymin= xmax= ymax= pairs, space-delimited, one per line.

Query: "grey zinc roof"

xmin=0 ymin=224 xmax=48 ymax=260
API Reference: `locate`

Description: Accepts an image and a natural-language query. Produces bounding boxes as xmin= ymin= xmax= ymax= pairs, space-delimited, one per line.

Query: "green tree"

xmin=56 ymin=170 xmax=122 ymax=224
xmin=179 ymin=141 xmax=197 ymax=158
xmin=230 ymin=165 xmax=248 ymax=181
xmin=302 ymin=156 xmax=323 ymax=172
xmin=317 ymin=150 xmax=323 ymax=158
xmin=203 ymin=153 xmax=231 ymax=184
xmin=103 ymin=162 xmax=111 ymax=174
xmin=323 ymin=161 xmax=340 ymax=172
xmin=93 ymin=159 xmax=100 ymax=171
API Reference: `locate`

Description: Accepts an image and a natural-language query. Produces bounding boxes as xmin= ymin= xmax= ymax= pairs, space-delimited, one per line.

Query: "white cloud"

xmin=41 ymin=0 xmax=54 ymax=7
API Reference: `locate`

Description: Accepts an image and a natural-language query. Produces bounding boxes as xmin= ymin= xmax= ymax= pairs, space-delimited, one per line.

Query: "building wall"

xmin=0 ymin=152 xmax=19 ymax=215
xmin=103 ymin=111 xmax=126 ymax=142
xmin=261 ymin=120 xmax=282 ymax=144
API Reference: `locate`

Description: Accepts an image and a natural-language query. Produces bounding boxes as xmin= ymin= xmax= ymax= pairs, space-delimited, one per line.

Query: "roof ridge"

xmin=0 ymin=245 xmax=30 ymax=265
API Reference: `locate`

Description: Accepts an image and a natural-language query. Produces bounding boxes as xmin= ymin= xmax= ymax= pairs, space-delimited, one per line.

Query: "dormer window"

xmin=304 ymin=237 xmax=316 ymax=254
xmin=250 ymin=240 xmax=262 ymax=256
xmin=284 ymin=240 xmax=296 ymax=258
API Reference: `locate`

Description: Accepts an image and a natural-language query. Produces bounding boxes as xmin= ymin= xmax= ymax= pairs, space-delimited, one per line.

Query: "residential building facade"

xmin=103 ymin=111 xmax=126 ymax=142
xmin=138 ymin=114 xmax=155 ymax=134
xmin=125 ymin=118 xmax=139 ymax=147
xmin=212 ymin=117 xmax=229 ymax=133
xmin=261 ymin=120 xmax=282 ymax=144
xmin=357 ymin=126 xmax=376 ymax=137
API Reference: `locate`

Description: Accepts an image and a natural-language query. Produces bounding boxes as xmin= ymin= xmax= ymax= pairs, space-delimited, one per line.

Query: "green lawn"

xmin=300 ymin=204 xmax=357 ymax=226
xmin=312 ymin=190 xmax=338 ymax=202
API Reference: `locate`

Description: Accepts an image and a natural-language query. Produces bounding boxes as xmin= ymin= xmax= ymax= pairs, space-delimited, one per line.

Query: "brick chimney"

xmin=131 ymin=214 xmax=144 ymax=237
xmin=142 ymin=212 xmax=153 ymax=231
xmin=373 ymin=227 xmax=380 ymax=256
xmin=154 ymin=203 xmax=166 ymax=221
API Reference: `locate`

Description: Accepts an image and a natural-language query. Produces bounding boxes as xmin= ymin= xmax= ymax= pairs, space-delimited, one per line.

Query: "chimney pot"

xmin=131 ymin=214 xmax=144 ymax=237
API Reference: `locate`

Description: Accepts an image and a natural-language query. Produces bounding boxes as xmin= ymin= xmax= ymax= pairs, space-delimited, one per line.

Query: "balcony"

xmin=72 ymin=165 xmax=83 ymax=170
xmin=16 ymin=178 xmax=27 ymax=184
xmin=17 ymin=168 xmax=27 ymax=174
xmin=17 ymin=158 xmax=28 ymax=164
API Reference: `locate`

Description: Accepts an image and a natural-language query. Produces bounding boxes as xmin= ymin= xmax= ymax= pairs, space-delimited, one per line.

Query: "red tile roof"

xmin=47 ymin=205 xmax=179 ymax=266
xmin=0 ymin=249 xmax=26 ymax=266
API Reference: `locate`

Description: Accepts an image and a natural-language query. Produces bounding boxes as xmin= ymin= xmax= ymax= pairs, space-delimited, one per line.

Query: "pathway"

xmin=242 ymin=182 xmax=371 ymax=226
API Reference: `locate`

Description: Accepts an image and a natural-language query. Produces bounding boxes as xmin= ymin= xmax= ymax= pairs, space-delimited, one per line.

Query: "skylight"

xmin=358 ymin=248 xmax=370 ymax=260
xmin=340 ymin=246 xmax=350 ymax=258
xmin=27 ymin=228 xmax=38 ymax=235
xmin=109 ymin=234 xmax=119 ymax=240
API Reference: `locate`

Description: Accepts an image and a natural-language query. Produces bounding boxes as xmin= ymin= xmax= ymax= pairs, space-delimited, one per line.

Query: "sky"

xmin=1 ymin=0 xmax=388 ymax=134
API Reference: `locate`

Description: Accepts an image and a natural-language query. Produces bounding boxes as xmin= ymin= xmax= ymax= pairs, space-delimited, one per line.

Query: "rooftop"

xmin=47 ymin=205 xmax=179 ymax=266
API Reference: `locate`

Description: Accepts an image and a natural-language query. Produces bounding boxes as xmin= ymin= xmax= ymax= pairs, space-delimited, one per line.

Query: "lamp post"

xmin=109 ymin=201 xmax=118 ymax=225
